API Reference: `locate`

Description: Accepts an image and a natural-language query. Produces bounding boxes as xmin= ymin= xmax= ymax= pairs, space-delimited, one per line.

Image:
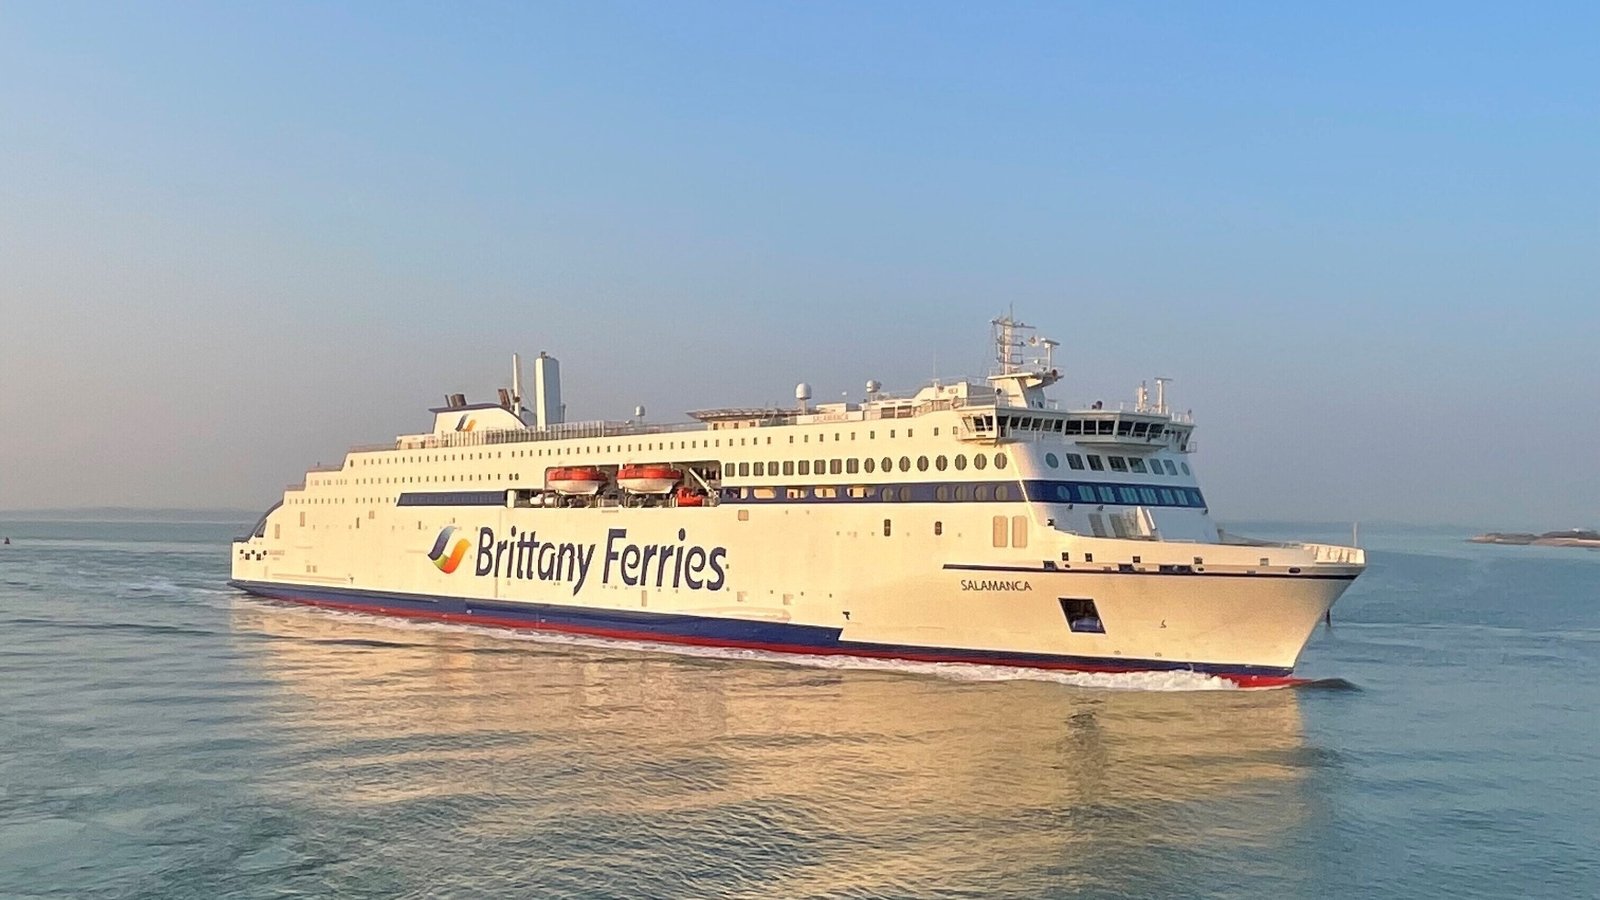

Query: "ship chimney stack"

xmin=533 ymin=352 xmax=563 ymax=429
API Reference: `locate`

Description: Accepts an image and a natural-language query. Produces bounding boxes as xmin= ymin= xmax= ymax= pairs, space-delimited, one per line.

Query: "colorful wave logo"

xmin=455 ymin=414 xmax=477 ymax=432
xmin=428 ymin=525 xmax=469 ymax=574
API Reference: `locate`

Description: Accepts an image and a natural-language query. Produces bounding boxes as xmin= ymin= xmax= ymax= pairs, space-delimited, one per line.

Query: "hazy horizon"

xmin=2 ymin=3 xmax=1595 ymax=527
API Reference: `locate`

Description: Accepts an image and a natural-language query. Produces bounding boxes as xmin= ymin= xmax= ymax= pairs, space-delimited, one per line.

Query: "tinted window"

xmin=798 ymin=460 xmax=810 ymax=476
xmin=1164 ymin=460 xmax=1178 ymax=475
xmin=1129 ymin=458 xmax=1147 ymax=473
xmin=1066 ymin=453 xmax=1084 ymax=470
xmin=1108 ymin=456 xmax=1127 ymax=472
xmin=1087 ymin=455 xmax=1104 ymax=471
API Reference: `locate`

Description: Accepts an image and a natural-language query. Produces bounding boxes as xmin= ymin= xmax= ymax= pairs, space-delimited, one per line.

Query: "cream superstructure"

xmin=231 ymin=317 xmax=1364 ymax=686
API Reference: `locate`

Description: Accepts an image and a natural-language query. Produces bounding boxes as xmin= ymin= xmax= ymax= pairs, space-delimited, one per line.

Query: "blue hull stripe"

xmin=228 ymin=579 xmax=1294 ymax=679
xmin=944 ymin=563 xmax=1359 ymax=581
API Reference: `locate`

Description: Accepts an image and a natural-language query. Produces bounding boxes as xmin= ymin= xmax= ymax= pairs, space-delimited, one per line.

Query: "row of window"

xmin=721 ymin=480 xmax=1204 ymax=508
xmin=985 ymin=414 xmax=1172 ymax=439
xmin=1044 ymin=452 xmax=1189 ymax=477
xmin=727 ymin=452 xmax=1009 ymax=479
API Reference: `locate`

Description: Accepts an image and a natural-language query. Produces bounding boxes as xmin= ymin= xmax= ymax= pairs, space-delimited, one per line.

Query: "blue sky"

xmin=1 ymin=2 xmax=1595 ymax=526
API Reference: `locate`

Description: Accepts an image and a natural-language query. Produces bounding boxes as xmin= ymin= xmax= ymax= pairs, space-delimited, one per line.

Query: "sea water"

xmin=0 ymin=519 xmax=1595 ymax=898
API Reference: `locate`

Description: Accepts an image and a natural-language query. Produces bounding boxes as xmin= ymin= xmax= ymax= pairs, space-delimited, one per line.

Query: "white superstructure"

xmin=231 ymin=316 xmax=1364 ymax=686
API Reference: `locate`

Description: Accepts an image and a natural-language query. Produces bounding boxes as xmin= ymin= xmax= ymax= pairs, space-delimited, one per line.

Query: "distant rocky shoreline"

xmin=1469 ymin=529 xmax=1600 ymax=549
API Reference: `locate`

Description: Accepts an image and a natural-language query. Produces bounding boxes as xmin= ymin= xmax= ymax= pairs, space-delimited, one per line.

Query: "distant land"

xmin=0 ymin=507 xmax=257 ymax=524
xmin=1469 ymin=529 xmax=1600 ymax=549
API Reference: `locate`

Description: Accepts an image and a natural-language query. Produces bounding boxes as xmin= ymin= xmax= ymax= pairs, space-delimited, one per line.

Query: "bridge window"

xmin=1129 ymin=458 xmax=1147 ymax=474
xmin=1108 ymin=456 xmax=1127 ymax=472
xmin=1065 ymin=420 xmax=1082 ymax=435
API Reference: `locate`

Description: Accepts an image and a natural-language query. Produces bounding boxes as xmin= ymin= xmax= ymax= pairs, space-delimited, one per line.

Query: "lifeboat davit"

xmin=546 ymin=466 xmax=608 ymax=496
xmin=617 ymin=463 xmax=682 ymax=495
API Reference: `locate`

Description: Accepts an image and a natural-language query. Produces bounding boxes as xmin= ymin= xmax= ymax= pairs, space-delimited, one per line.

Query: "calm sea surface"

xmin=0 ymin=519 xmax=1595 ymax=898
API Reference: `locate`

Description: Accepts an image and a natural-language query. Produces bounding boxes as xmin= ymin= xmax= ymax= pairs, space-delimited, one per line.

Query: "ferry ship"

xmin=230 ymin=316 xmax=1365 ymax=687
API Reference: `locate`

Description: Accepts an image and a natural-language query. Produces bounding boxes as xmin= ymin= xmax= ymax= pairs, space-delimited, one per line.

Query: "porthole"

xmin=916 ymin=455 xmax=930 ymax=472
xmin=994 ymin=452 xmax=1008 ymax=469
xmin=954 ymin=485 xmax=968 ymax=501
xmin=975 ymin=485 xmax=992 ymax=502
xmin=935 ymin=454 xmax=948 ymax=471
xmin=995 ymin=484 xmax=1011 ymax=501
xmin=864 ymin=457 xmax=877 ymax=474
xmin=899 ymin=456 xmax=912 ymax=472
xmin=954 ymin=454 xmax=967 ymax=471
xmin=1055 ymin=485 xmax=1071 ymax=501
xmin=974 ymin=454 xmax=988 ymax=471
xmin=935 ymin=485 xmax=950 ymax=502
xmin=1044 ymin=452 xmax=1059 ymax=468
xmin=882 ymin=457 xmax=893 ymax=472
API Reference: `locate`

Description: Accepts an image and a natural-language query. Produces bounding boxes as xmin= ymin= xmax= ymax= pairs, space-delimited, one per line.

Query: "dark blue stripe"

xmin=397 ymin=491 xmax=506 ymax=507
xmin=720 ymin=479 xmax=1204 ymax=508
xmin=227 ymin=580 xmax=1292 ymax=678
xmin=943 ymin=563 xmax=1358 ymax=581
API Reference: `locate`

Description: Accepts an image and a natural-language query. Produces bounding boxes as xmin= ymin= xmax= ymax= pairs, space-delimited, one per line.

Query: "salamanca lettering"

xmin=960 ymin=579 xmax=1032 ymax=592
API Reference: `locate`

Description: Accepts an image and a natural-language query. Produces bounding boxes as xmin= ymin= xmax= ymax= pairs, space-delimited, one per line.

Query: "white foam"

xmin=251 ymin=600 xmax=1242 ymax=692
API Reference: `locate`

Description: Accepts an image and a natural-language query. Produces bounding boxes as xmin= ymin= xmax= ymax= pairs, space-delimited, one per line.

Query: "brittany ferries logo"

xmin=428 ymin=526 xmax=470 ymax=574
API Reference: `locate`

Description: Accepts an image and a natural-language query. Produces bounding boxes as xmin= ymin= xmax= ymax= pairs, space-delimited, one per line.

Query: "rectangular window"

xmin=1116 ymin=420 xmax=1133 ymax=436
xmin=814 ymin=459 xmax=825 ymax=475
xmin=1087 ymin=455 xmax=1105 ymax=471
xmin=1164 ymin=459 xmax=1178 ymax=475
xmin=782 ymin=460 xmax=795 ymax=476
xmin=1159 ymin=488 xmax=1176 ymax=505
xmin=1075 ymin=484 xmax=1098 ymax=503
xmin=1011 ymin=515 xmax=1028 ymax=548
xmin=754 ymin=462 xmax=765 ymax=476
xmin=1108 ymin=456 xmax=1128 ymax=472
xmin=830 ymin=459 xmax=842 ymax=475
xmin=1060 ymin=598 xmax=1105 ymax=633
xmin=1097 ymin=486 xmax=1117 ymax=503
xmin=883 ymin=518 xmax=892 ymax=537
xmin=1118 ymin=487 xmax=1139 ymax=504
xmin=738 ymin=462 xmax=750 ymax=476
xmin=1129 ymin=458 xmax=1148 ymax=473
xmin=1065 ymin=419 xmax=1082 ymax=435
xmin=992 ymin=515 xmax=1009 ymax=547
xmin=1140 ymin=488 xmax=1159 ymax=504
xmin=1098 ymin=420 xmax=1114 ymax=435
xmin=845 ymin=458 xmax=859 ymax=474
xmin=797 ymin=460 xmax=810 ymax=476
xmin=1066 ymin=453 xmax=1085 ymax=470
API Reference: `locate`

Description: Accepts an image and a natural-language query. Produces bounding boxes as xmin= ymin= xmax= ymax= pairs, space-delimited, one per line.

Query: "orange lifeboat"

xmin=674 ymin=486 xmax=704 ymax=507
xmin=617 ymin=463 xmax=682 ymax=494
xmin=546 ymin=466 xmax=608 ymax=496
